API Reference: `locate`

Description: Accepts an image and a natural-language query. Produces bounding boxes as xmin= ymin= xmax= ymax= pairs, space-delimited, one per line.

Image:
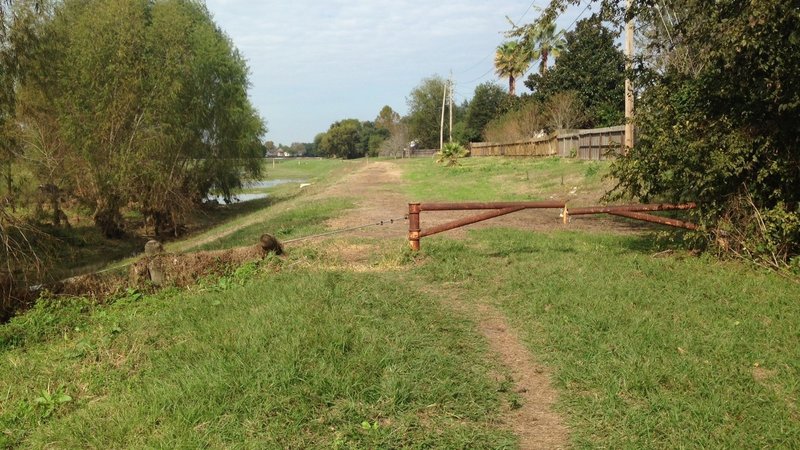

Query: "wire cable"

xmin=282 ymin=216 xmax=408 ymax=244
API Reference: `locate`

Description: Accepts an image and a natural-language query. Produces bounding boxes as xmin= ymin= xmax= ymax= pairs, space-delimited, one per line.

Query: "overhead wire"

xmin=455 ymin=1 xmax=539 ymax=76
xmin=564 ymin=1 xmax=591 ymax=33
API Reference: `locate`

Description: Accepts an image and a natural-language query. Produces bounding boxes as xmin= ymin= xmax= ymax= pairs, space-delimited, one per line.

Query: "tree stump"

xmin=144 ymin=240 xmax=165 ymax=285
xmin=259 ymin=234 xmax=283 ymax=255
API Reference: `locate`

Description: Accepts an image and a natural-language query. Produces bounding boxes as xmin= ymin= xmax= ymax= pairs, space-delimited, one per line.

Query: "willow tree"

xmin=18 ymin=0 xmax=265 ymax=237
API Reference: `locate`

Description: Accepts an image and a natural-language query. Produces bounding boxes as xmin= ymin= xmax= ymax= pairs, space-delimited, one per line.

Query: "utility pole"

xmin=439 ymin=78 xmax=447 ymax=150
xmin=448 ymin=71 xmax=453 ymax=143
xmin=624 ymin=0 xmax=635 ymax=152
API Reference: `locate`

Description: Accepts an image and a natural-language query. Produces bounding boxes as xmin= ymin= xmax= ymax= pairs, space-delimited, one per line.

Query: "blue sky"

xmin=203 ymin=1 xmax=595 ymax=144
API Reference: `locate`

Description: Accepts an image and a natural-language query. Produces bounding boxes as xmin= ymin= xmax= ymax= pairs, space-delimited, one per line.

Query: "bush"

xmin=436 ymin=142 xmax=469 ymax=167
xmin=609 ymin=0 xmax=800 ymax=268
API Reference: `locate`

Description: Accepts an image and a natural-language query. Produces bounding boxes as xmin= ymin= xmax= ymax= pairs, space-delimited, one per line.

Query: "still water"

xmin=206 ymin=179 xmax=305 ymax=204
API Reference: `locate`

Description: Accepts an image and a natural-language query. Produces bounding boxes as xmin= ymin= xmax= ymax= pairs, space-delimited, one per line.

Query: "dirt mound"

xmin=129 ymin=245 xmax=267 ymax=287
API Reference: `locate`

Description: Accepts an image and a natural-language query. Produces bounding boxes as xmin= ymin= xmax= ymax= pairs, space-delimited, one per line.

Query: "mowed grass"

xmin=416 ymin=230 xmax=800 ymax=449
xmin=260 ymin=157 xmax=351 ymax=187
xmin=0 ymin=261 xmax=515 ymax=448
xmin=400 ymin=156 xmax=610 ymax=202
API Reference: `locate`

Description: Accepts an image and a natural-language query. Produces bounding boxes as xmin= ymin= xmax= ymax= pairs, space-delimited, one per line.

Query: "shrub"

xmin=436 ymin=142 xmax=469 ymax=167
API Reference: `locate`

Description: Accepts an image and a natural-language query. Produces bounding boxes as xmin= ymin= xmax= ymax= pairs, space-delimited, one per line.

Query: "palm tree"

xmin=529 ymin=22 xmax=566 ymax=75
xmin=494 ymin=41 xmax=530 ymax=96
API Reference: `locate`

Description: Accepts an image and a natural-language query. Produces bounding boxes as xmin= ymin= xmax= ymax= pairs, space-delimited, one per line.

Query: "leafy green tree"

xmin=506 ymin=19 xmax=565 ymax=75
xmin=318 ymin=119 xmax=363 ymax=159
xmin=17 ymin=0 xmax=265 ymax=237
xmin=526 ymin=0 xmax=800 ymax=265
xmin=406 ymin=75 xmax=448 ymax=149
xmin=465 ymin=82 xmax=511 ymax=141
xmin=288 ymin=143 xmax=306 ymax=156
xmin=531 ymin=22 xmax=566 ymax=75
xmin=493 ymin=41 xmax=529 ymax=96
xmin=358 ymin=121 xmax=389 ymax=157
xmin=375 ymin=105 xmax=401 ymax=134
xmin=525 ymin=17 xmax=624 ymax=127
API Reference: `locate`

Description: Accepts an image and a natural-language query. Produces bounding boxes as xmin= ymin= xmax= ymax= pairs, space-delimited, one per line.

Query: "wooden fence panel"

xmin=470 ymin=133 xmax=558 ymax=157
xmin=470 ymin=125 xmax=625 ymax=160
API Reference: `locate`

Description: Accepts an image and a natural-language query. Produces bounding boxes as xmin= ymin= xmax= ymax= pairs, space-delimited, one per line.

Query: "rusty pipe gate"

xmin=408 ymin=201 xmax=697 ymax=250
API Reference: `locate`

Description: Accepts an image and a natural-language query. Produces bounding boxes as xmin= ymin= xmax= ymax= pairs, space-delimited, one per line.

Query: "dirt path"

xmin=321 ymin=161 xmax=570 ymax=448
xmin=311 ymin=159 xmax=645 ymax=245
xmin=317 ymin=160 xmax=410 ymax=239
xmin=449 ymin=296 xmax=569 ymax=449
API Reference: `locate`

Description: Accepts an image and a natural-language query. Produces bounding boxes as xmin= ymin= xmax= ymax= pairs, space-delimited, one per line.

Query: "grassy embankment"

xmin=401 ymin=155 xmax=610 ymax=203
xmin=170 ymin=158 xmax=357 ymax=253
xmin=18 ymin=158 xmax=351 ymax=278
xmin=2 ymin=156 xmax=798 ymax=448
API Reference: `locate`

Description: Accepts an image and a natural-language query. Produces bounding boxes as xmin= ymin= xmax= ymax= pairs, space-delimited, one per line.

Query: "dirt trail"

xmin=312 ymin=159 xmax=645 ymax=245
xmin=314 ymin=160 xmax=410 ymax=239
xmin=449 ymin=297 xmax=569 ymax=449
xmin=322 ymin=161 xmax=570 ymax=448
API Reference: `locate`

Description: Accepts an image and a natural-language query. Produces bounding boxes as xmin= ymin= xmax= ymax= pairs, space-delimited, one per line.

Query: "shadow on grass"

xmin=185 ymin=191 xmax=302 ymax=234
xmin=45 ymin=191 xmax=304 ymax=280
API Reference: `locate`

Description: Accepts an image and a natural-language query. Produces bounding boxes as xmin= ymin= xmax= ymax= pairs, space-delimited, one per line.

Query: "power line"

xmin=461 ymin=67 xmax=495 ymax=86
xmin=564 ymin=1 xmax=591 ymax=32
xmin=516 ymin=1 xmax=538 ymax=25
xmin=455 ymin=2 xmax=538 ymax=76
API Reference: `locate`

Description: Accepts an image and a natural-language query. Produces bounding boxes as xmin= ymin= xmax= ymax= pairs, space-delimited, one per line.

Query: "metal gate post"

xmin=408 ymin=203 xmax=421 ymax=251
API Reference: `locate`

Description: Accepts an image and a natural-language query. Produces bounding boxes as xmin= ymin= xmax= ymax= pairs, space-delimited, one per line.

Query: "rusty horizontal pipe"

xmin=420 ymin=206 xmax=526 ymax=238
xmin=608 ymin=211 xmax=698 ymax=230
xmin=568 ymin=203 xmax=696 ymax=216
xmin=420 ymin=201 xmax=565 ymax=211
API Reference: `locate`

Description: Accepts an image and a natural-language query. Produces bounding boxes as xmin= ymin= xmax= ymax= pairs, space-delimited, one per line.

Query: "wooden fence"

xmin=469 ymin=125 xmax=625 ymax=160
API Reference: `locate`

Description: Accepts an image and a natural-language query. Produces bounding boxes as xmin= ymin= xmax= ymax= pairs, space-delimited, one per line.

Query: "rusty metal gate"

xmin=407 ymin=201 xmax=697 ymax=250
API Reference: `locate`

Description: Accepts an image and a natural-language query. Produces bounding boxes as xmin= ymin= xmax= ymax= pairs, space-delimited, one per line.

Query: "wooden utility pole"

xmin=439 ymin=79 xmax=447 ymax=150
xmin=448 ymin=72 xmax=453 ymax=143
xmin=624 ymin=0 xmax=635 ymax=151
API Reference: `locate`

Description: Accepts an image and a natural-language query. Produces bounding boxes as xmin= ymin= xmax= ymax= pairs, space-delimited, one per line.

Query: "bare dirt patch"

xmin=315 ymin=160 xmax=410 ymax=240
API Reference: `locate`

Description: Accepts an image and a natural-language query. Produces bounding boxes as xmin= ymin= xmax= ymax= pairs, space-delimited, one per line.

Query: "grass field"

xmin=401 ymin=156 xmax=611 ymax=203
xmin=3 ymin=155 xmax=798 ymax=448
xmin=0 ymin=263 xmax=514 ymax=447
xmin=417 ymin=230 xmax=800 ymax=448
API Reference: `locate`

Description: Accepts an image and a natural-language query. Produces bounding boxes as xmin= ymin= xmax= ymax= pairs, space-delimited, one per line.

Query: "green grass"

xmin=5 ymin=155 xmax=800 ymax=448
xmin=194 ymin=197 xmax=355 ymax=251
xmin=416 ymin=229 xmax=800 ymax=448
xmin=261 ymin=157 xmax=350 ymax=185
xmin=400 ymin=156 xmax=611 ymax=202
xmin=0 ymin=261 xmax=515 ymax=448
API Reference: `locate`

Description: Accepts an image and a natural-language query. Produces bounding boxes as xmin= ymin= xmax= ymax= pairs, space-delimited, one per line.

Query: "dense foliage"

xmin=3 ymin=0 xmax=265 ymax=239
xmin=315 ymin=119 xmax=388 ymax=159
xmin=603 ymin=0 xmax=800 ymax=267
xmin=463 ymin=82 xmax=512 ymax=141
xmin=525 ymin=17 xmax=624 ymax=128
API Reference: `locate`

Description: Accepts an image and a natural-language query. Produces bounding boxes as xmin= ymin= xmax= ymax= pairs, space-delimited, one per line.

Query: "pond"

xmin=205 ymin=179 xmax=306 ymax=204
xmin=245 ymin=179 xmax=306 ymax=189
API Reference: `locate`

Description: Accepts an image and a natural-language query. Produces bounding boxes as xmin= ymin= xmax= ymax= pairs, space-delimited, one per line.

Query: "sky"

xmin=203 ymin=1 xmax=595 ymax=145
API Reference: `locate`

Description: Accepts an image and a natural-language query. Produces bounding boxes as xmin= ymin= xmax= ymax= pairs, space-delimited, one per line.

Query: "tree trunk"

xmin=4 ymin=161 xmax=13 ymax=213
xmin=93 ymin=201 xmax=125 ymax=238
xmin=509 ymin=75 xmax=516 ymax=96
xmin=540 ymin=50 xmax=550 ymax=75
